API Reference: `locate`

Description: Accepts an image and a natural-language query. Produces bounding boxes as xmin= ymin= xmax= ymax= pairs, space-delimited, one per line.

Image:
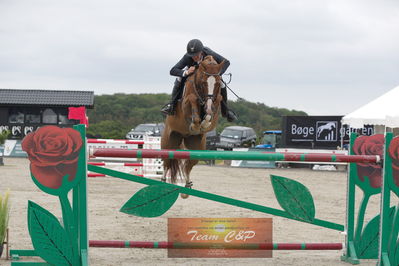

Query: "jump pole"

xmin=91 ymin=148 xmax=380 ymax=163
xmin=87 ymin=173 xmax=162 ymax=178
xmin=89 ymin=240 xmax=343 ymax=250
xmin=88 ymin=173 xmax=144 ymax=178
xmin=88 ymin=162 xmax=144 ymax=167
xmin=88 ymin=139 xmax=145 ymax=145
xmin=87 ymin=160 xmax=163 ymax=179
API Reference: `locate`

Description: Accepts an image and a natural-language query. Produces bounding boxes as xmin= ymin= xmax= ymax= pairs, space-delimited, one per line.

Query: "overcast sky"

xmin=0 ymin=0 xmax=398 ymax=115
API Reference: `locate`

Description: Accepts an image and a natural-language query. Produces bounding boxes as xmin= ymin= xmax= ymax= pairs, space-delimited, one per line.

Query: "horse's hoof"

xmin=180 ymin=182 xmax=193 ymax=199
xmin=180 ymin=193 xmax=189 ymax=199
xmin=189 ymin=124 xmax=200 ymax=135
xmin=200 ymin=121 xmax=211 ymax=130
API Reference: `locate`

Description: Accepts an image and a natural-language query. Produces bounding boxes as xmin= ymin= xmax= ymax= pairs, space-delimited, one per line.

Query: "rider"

xmin=161 ymin=39 xmax=237 ymax=122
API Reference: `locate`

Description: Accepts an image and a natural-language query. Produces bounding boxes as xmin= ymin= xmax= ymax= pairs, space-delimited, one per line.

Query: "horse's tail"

xmin=164 ymin=158 xmax=181 ymax=184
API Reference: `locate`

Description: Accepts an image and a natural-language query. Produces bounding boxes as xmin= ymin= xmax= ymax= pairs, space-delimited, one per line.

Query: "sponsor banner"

xmin=87 ymin=142 xmax=140 ymax=150
xmin=168 ymin=218 xmax=272 ymax=258
xmin=231 ymin=148 xmax=276 ymax=168
xmin=282 ymin=116 xmax=374 ymax=149
xmin=0 ymin=140 xmax=27 ymax=157
xmin=0 ymin=124 xmax=39 ymax=139
xmin=87 ymin=143 xmax=140 ymax=162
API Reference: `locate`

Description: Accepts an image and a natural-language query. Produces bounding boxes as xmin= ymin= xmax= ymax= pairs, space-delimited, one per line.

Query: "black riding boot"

xmin=161 ymin=80 xmax=182 ymax=115
xmin=220 ymin=86 xmax=238 ymax=122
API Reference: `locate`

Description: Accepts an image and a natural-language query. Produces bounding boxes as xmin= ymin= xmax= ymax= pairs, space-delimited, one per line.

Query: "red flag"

xmin=68 ymin=106 xmax=89 ymax=127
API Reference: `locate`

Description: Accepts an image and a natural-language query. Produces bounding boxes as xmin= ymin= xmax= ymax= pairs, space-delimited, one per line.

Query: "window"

xmin=206 ymin=130 xmax=217 ymax=137
xmin=220 ymin=129 xmax=242 ymax=139
xmin=25 ymin=108 xmax=41 ymax=124
xmin=8 ymin=107 xmax=25 ymax=123
xmin=42 ymin=108 xmax=57 ymax=124
xmin=58 ymin=108 xmax=75 ymax=125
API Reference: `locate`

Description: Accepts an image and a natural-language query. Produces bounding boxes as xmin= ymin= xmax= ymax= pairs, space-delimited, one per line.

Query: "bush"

xmin=0 ymin=131 xmax=10 ymax=145
xmin=0 ymin=189 xmax=10 ymax=244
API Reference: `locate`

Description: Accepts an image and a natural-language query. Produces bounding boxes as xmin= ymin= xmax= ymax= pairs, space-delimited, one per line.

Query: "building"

xmin=0 ymin=89 xmax=94 ymax=139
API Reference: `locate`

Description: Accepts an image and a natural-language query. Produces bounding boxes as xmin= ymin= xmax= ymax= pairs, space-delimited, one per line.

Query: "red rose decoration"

xmin=22 ymin=126 xmax=83 ymax=189
xmin=352 ymin=134 xmax=384 ymax=188
xmin=388 ymin=136 xmax=399 ymax=187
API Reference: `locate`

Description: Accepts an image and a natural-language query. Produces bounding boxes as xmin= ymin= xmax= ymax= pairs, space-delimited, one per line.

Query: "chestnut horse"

xmin=161 ymin=55 xmax=224 ymax=192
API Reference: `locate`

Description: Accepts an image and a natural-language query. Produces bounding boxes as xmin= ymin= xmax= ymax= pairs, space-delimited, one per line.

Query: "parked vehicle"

xmin=216 ymin=126 xmax=257 ymax=150
xmin=205 ymin=129 xmax=219 ymax=150
xmin=126 ymin=123 xmax=165 ymax=140
xmin=255 ymin=130 xmax=282 ymax=149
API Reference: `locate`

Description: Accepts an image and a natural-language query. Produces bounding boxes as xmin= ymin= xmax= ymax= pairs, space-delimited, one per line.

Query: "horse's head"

xmin=194 ymin=55 xmax=225 ymax=118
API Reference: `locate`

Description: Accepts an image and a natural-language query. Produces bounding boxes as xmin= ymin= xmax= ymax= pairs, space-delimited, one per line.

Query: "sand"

xmin=1 ymin=157 xmax=381 ymax=265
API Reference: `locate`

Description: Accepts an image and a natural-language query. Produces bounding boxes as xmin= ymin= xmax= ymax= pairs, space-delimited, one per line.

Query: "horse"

xmin=161 ymin=55 xmax=225 ymax=195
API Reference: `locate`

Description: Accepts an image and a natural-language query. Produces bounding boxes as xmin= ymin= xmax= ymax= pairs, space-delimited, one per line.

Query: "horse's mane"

xmin=202 ymin=55 xmax=217 ymax=64
xmin=199 ymin=55 xmax=220 ymax=75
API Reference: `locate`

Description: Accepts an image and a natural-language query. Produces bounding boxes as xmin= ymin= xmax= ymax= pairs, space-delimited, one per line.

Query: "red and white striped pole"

xmin=89 ymin=240 xmax=343 ymax=250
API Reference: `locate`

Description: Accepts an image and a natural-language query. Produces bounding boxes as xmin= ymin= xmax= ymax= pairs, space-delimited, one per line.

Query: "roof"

xmin=342 ymin=85 xmax=399 ymax=127
xmin=0 ymin=89 xmax=94 ymax=108
xmin=263 ymin=130 xmax=282 ymax=134
xmin=224 ymin=126 xmax=254 ymax=130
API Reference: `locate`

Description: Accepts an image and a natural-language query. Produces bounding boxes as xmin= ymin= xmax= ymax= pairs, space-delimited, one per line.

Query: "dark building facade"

xmin=0 ymin=89 xmax=94 ymax=139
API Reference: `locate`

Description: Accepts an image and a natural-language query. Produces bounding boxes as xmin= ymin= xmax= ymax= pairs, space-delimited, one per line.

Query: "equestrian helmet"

xmin=186 ymin=39 xmax=204 ymax=56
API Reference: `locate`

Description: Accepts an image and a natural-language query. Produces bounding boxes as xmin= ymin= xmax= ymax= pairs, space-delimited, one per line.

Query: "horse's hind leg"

xmin=182 ymin=134 xmax=206 ymax=188
xmin=161 ymin=129 xmax=183 ymax=183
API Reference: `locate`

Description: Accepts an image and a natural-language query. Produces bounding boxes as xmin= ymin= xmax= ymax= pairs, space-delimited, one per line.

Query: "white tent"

xmin=342 ymin=85 xmax=399 ymax=128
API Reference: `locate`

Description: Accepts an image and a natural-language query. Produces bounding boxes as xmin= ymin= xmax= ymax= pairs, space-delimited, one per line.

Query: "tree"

xmin=0 ymin=131 xmax=10 ymax=166
xmin=85 ymin=93 xmax=307 ymax=139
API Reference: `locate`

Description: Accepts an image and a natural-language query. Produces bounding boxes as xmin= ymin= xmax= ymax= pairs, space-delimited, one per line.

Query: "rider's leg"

xmin=161 ymin=78 xmax=183 ymax=115
xmin=220 ymin=83 xmax=238 ymax=122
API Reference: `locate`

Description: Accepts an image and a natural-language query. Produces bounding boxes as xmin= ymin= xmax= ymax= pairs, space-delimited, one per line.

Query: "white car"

xmin=126 ymin=123 xmax=165 ymax=140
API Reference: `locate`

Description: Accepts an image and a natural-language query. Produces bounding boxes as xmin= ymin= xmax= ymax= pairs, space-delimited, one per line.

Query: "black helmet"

xmin=186 ymin=39 xmax=203 ymax=56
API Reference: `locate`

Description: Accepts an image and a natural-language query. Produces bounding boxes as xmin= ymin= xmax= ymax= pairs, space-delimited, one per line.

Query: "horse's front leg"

xmin=186 ymin=94 xmax=201 ymax=134
xmin=200 ymin=99 xmax=212 ymax=131
xmin=201 ymin=94 xmax=222 ymax=132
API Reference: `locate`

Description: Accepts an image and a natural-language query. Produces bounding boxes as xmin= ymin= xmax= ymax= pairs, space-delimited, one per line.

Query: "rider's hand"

xmin=186 ymin=66 xmax=196 ymax=75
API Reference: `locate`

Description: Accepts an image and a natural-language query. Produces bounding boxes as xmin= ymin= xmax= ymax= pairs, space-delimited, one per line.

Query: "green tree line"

xmin=86 ymin=93 xmax=307 ymax=139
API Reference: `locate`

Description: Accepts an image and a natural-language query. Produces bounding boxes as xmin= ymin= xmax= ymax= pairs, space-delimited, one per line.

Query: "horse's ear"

xmin=217 ymin=60 xmax=225 ymax=73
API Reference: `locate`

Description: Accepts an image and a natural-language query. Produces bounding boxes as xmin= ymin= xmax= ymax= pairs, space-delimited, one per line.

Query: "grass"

xmin=0 ymin=189 xmax=10 ymax=244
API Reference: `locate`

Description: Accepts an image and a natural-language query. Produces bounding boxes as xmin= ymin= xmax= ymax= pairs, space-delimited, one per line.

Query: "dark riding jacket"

xmin=170 ymin=47 xmax=230 ymax=78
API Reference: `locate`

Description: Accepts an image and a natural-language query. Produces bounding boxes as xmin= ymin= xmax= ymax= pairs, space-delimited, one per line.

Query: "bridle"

xmin=192 ymin=65 xmax=221 ymax=106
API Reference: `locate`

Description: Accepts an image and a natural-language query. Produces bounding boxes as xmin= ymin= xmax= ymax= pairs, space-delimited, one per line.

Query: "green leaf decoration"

xmin=120 ymin=185 xmax=180 ymax=217
xmin=356 ymin=206 xmax=396 ymax=259
xmin=27 ymin=201 xmax=73 ymax=266
xmin=393 ymin=241 xmax=399 ymax=266
xmin=270 ymin=175 xmax=315 ymax=222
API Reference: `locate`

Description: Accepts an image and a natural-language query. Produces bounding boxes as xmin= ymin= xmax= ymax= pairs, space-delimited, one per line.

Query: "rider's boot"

xmin=220 ymin=86 xmax=238 ymax=122
xmin=161 ymin=80 xmax=181 ymax=115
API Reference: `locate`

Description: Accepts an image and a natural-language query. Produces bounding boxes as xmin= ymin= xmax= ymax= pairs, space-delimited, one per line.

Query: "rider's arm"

xmin=170 ymin=55 xmax=192 ymax=77
xmin=203 ymin=47 xmax=230 ymax=75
